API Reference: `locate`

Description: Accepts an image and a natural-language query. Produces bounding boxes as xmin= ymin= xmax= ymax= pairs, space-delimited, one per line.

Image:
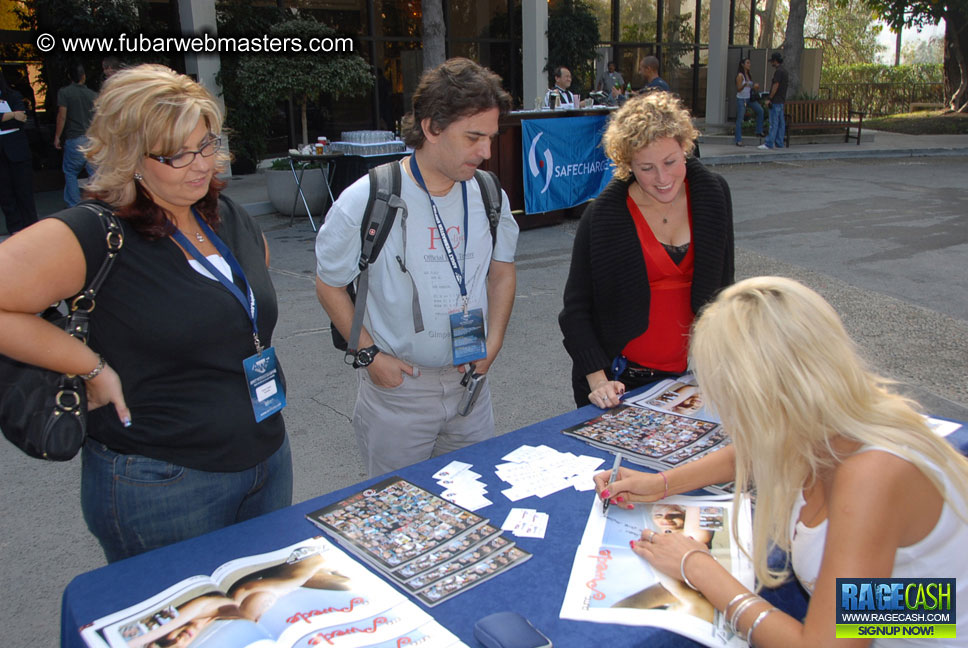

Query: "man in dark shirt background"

xmin=638 ymin=56 xmax=670 ymax=93
xmin=759 ymin=52 xmax=788 ymax=150
xmin=54 ymin=61 xmax=97 ymax=206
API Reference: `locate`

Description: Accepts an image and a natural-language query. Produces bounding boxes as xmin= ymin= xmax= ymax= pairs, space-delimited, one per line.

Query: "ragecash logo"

xmin=527 ymin=131 xmax=554 ymax=195
xmin=836 ymin=578 xmax=956 ymax=640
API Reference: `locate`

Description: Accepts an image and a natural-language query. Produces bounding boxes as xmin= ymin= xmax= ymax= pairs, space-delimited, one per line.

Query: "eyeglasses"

xmin=147 ymin=136 xmax=221 ymax=168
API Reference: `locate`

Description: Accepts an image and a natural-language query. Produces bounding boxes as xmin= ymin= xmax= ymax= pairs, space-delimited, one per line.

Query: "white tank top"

xmin=789 ymin=447 xmax=968 ymax=646
xmin=736 ymin=75 xmax=753 ymax=100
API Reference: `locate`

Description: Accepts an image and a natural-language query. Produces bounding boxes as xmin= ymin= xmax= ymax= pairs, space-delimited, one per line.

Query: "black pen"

xmin=603 ymin=453 xmax=622 ymax=515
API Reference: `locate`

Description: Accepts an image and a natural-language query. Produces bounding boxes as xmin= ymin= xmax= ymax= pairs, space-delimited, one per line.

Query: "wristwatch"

xmin=353 ymin=345 xmax=380 ymax=369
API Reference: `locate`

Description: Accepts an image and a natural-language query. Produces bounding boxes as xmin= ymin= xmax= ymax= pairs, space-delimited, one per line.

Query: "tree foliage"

xmin=862 ymin=0 xmax=968 ymax=111
xmin=228 ymin=19 xmax=372 ymax=154
xmin=820 ymin=62 xmax=945 ymax=113
xmin=806 ymin=0 xmax=886 ymax=65
xmin=547 ymin=0 xmax=601 ymax=93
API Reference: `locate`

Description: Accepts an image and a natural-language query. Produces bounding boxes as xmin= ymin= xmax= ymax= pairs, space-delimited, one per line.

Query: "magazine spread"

xmin=559 ymin=494 xmax=754 ymax=648
xmin=562 ymin=376 xmax=733 ymax=493
xmin=80 ymin=536 xmax=467 ymax=648
xmin=306 ymin=477 xmax=531 ymax=606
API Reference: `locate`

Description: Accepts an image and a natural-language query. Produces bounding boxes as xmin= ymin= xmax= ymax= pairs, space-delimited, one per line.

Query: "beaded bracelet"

xmin=746 ymin=606 xmax=779 ymax=645
xmin=79 ymin=355 xmax=105 ymax=381
xmin=679 ymin=548 xmax=711 ymax=590
xmin=728 ymin=595 xmax=763 ymax=634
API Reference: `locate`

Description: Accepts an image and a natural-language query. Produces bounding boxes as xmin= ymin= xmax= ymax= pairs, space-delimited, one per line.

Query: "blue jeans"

xmin=62 ymin=136 xmax=95 ymax=207
xmin=81 ymin=435 xmax=293 ymax=562
xmin=765 ymin=103 xmax=786 ymax=148
xmin=735 ymin=98 xmax=764 ymax=143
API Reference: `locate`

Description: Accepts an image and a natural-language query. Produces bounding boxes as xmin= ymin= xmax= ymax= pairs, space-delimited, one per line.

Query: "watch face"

xmin=356 ymin=347 xmax=377 ymax=367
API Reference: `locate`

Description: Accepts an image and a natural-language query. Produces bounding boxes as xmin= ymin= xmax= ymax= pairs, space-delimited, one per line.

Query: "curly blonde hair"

xmin=602 ymin=92 xmax=699 ymax=180
xmin=82 ymin=64 xmax=229 ymax=217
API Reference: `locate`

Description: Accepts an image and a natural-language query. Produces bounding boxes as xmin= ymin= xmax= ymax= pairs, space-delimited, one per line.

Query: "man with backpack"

xmin=315 ymin=58 xmax=519 ymax=477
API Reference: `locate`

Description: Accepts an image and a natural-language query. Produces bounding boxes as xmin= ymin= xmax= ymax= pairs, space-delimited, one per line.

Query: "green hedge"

xmin=820 ymin=64 xmax=944 ymax=115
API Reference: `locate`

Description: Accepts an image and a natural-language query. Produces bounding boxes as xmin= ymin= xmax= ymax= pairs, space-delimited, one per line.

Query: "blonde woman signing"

xmin=595 ymin=276 xmax=968 ymax=647
xmin=0 ymin=65 xmax=292 ymax=562
xmin=559 ymin=92 xmax=734 ymax=408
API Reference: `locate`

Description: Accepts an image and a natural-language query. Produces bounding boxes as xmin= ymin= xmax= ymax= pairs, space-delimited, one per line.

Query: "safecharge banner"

xmin=521 ymin=114 xmax=614 ymax=214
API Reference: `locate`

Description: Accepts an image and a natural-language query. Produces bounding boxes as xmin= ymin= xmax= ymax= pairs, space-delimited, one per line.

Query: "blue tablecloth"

xmin=61 ymin=404 xmax=967 ymax=648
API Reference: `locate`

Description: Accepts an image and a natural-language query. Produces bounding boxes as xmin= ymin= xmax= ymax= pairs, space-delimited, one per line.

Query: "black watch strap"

xmin=353 ymin=345 xmax=380 ymax=368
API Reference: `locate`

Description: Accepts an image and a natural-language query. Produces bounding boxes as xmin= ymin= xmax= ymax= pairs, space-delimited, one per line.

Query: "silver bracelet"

xmin=723 ymin=592 xmax=756 ymax=619
xmin=679 ymin=548 xmax=711 ymax=590
xmin=746 ymin=606 xmax=778 ymax=645
xmin=79 ymin=355 xmax=105 ymax=381
xmin=728 ymin=595 xmax=762 ymax=635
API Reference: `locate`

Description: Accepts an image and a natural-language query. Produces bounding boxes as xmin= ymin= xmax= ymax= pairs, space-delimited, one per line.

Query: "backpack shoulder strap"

xmin=359 ymin=161 xmax=403 ymax=270
xmin=474 ymin=169 xmax=502 ymax=248
xmin=346 ymin=161 xmax=405 ymax=358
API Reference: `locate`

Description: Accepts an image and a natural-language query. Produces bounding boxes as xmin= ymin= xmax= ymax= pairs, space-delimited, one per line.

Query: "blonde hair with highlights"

xmin=602 ymin=92 xmax=699 ymax=180
xmin=690 ymin=276 xmax=968 ymax=588
xmin=83 ymin=64 xmax=229 ymax=207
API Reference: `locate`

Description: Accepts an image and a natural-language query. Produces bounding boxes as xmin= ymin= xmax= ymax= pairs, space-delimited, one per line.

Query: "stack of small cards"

xmin=501 ymin=508 xmax=549 ymax=539
xmin=433 ymin=460 xmax=492 ymax=511
xmin=495 ymin=444 xmax=606 ymax=502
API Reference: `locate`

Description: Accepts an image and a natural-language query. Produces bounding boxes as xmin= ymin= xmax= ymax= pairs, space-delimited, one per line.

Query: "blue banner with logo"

xmin=521 ymin=115 xmax=613 ymax=214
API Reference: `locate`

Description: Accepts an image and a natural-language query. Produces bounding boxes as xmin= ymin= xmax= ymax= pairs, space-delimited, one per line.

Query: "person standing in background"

xmin=734 ymin=57 xmax=764 ymax=146
xmin=0 ymin=69 xmax=37 ymax=235
xmin=759 ymin=52 xmax=788 ymax=150
xmin=638 ymin=56 xmax=670 ymax=94
xmin=54 ymin=61 xmax=98 ymax=206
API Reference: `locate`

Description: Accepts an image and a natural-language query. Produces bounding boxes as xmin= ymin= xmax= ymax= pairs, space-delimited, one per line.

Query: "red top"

xmin=621 ymin=188 xmax=695 ymax=372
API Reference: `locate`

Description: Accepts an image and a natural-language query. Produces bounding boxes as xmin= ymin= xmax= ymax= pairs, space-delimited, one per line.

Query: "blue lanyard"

xmin=170 ymin=209 xmax=263 ymax=352
xmin=409 ymin=155 xmax=469 ymax=307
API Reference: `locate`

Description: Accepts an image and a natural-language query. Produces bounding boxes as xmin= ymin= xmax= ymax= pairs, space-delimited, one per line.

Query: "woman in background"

xmin=559 ymin=92 xmax=734 ymax=408
xmin=597 ymin=276 xmax=968 ymax=647
xmin=735 ymin=57 xmax=764 ymax=146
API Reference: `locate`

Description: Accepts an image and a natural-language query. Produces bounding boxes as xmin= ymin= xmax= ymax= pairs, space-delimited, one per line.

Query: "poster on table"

xmin=521 ymin=114 xmax=613 ymax=214
xmin=560 ymin=494 xmax=754 ymax=648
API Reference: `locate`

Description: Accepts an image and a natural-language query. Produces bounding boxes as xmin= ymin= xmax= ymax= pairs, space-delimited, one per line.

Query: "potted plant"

xmin=232 ymin=17 xmax=372 ymax=217
xmin=264 ymin=158 xmax=330 ymax=219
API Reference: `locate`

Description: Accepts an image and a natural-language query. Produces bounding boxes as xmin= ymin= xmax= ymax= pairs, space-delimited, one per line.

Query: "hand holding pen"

xmin=602 ymin=454 xmax=622 ymax=515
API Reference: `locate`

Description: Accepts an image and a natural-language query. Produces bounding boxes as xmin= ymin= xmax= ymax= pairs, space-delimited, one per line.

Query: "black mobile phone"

xmin=457 ymin=364 xmax=485 ymax=417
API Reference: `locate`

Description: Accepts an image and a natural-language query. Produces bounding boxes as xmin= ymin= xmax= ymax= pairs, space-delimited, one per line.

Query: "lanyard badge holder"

xmin=171 ymin=210 xmax=286 ymax=423
xmin=410 ymin=156 xmax=487 ymax=368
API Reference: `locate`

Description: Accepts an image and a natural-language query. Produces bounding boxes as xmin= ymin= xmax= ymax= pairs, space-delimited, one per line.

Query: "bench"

xmin=782 ymin=99 xmax=866 ymax=146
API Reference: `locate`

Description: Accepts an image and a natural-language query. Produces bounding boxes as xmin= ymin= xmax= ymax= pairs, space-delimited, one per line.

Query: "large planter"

xmin=265 ymin=166 xmax=328 ymax=218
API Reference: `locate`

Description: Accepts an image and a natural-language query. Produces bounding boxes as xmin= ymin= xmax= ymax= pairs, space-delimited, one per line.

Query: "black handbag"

xmin=0 ymin=204 xmax=122 ymax=460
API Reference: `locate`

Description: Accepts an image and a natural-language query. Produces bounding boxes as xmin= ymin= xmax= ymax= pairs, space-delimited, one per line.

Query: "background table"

xmin=61 ymin=404 xmax=967 ymax=648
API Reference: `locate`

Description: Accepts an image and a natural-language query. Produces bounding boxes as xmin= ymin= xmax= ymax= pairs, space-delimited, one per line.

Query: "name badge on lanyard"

xmin=172 ymin=210 xmax=287 ymax=422
xmin=410 ymin=156 xmax=487 ymax=365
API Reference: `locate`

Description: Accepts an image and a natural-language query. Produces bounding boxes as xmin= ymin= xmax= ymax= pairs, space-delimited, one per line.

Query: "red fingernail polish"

xmin=601 ymin=489 xmax=610 ymax=499
xmin=629 ymin=540 xmax=635 ymax=548
xmin=616 ymin=496 xmax=625 ymax=503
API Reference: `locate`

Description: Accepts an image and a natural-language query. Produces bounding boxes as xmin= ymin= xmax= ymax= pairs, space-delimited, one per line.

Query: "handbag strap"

xmin=66 ymin=203 xmax=123 ymax=341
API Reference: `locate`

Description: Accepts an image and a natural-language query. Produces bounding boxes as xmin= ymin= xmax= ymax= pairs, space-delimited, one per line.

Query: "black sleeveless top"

xmin=54 ymin=196 xmax=285 ymax=471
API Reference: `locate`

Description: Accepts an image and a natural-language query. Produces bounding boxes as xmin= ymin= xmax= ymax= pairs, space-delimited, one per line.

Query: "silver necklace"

xmin=193 ymin=231 xmax=206 ymax=243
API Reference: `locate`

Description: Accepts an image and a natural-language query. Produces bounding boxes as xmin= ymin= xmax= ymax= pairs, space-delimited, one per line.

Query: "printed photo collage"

xmin=306 ymin=477 xmax=531 ymax=606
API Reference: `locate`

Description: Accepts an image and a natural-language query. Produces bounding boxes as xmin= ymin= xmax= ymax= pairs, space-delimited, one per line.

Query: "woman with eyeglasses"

xmin=0 ymin=64 xmax=292 ymax=562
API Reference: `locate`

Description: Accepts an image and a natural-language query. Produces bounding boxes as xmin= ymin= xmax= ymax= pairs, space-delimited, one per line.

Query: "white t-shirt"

xmin=315 ymin=159 xmax=519 ymax=367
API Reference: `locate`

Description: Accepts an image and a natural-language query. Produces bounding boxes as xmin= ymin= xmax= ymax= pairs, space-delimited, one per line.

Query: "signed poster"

xmin=559 ymin=495 xmax=753 ymax=647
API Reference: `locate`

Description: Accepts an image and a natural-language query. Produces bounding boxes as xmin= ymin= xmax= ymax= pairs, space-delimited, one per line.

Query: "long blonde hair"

xmin=690 ymin=276 xmax=968 ymax=588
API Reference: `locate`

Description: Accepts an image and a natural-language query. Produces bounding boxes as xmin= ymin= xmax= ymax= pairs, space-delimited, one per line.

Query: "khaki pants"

xmin=353 ymin=364 xmax=495 ymax=477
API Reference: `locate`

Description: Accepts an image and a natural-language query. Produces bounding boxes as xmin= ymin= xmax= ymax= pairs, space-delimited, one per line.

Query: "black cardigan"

xmin=558 ymin=157 xmax=734 ymax=385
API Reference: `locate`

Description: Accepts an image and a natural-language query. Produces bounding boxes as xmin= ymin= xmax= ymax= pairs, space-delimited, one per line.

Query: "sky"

xmin=874 ymin=19 xmax=945 ymax=63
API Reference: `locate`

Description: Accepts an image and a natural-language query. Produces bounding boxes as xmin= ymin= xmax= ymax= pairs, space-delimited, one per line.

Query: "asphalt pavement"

xmin=1 ymin=130 xmax=967 ymax=646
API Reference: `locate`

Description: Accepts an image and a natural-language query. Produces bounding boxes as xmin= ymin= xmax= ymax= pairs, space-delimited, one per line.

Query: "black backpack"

xmin=331 ymin=161 xmax=503 ymax=352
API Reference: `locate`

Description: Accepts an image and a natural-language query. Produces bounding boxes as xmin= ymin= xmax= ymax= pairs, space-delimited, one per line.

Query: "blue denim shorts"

xmin=80 ymin=435 xmax=293 ymax=563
